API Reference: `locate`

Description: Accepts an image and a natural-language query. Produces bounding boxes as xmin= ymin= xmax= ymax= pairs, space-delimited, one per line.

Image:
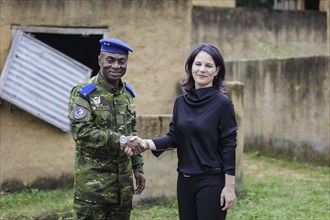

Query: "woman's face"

xmin=192 ymin=51 xmax=219 ymax=89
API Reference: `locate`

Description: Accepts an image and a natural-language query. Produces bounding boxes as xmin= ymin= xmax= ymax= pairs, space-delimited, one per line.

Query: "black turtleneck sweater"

xmin=152 ymin=87 xmax=237 ymax=176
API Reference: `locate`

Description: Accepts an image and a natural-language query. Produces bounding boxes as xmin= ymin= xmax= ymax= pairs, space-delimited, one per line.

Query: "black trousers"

xmin=177 ymin=172 xmax=227 ymax=220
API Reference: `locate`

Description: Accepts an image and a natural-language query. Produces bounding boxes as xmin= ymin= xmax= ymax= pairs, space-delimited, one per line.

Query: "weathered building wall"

xmin=226 ymin=56 xmax=330 ymax=164
xmin=319 ymin=0 xmax=330 ymax=55
xmin=190 ymin=5 xmax=329 ymax=164
xmin=192 ymin=0 xmax=235 ymax=7
xmin=0 ymin=0 xmax=191 ymax=188
xmin=0 ymin=102 xmax=75 ymax=184
xmin=0 ymin=0 xmax=245 ymax=197
xmin=0 ymin=0 xmax=191 ymax=115
xmin=191 ymin=7 xmax=328 ymax=61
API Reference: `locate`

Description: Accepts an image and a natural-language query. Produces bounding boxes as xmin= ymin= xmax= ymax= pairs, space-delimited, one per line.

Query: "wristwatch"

xmin=119 ymin=135 xmax=128 ymax=147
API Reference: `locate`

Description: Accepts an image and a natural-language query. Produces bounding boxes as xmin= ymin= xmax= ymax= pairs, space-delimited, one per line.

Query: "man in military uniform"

xmin=68 ymin=38 xmax=145 ymax=220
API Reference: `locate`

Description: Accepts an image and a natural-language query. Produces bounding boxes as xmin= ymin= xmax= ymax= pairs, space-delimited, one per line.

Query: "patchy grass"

xmin=1 ymin=152 xmax=329 ymax=220
xmin=228 ymin=152 xmax=330 ymax=220
xmin=0 ymin=189 xmax=73 ymax=219
xmin=132 ymin=202 xmax=179 ymax=220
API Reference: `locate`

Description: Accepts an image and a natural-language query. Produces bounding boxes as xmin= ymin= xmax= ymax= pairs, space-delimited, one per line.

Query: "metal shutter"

xmin=0 ymin=30 xmax=92 ymax=132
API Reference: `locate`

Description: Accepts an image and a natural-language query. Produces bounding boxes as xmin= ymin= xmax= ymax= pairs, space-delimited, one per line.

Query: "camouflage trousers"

xmin=74 ymin=199 xmax=132 ymax=220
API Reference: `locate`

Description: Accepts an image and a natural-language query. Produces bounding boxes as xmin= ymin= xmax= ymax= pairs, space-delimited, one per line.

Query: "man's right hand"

xmin=123 ymin=136 xmax=148 ymax=156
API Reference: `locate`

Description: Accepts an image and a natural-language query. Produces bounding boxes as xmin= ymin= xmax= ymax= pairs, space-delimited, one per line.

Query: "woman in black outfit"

xmin=123 ymin=43 xmax=237 ymax=220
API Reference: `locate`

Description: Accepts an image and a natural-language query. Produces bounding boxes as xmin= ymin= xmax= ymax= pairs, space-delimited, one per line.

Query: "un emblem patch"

xmin=73 ymin=106 xmax=87 ymax=119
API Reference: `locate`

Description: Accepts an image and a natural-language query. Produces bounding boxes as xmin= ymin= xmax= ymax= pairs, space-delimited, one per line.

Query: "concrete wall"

xmin=226 ymin=56 xmax=329 ymax=164
xmin=0 ymin=0 xmax=191 ymax=190
xmin=191 ymin=7 xmax=328 ymax=61
xmin=190 ymin=6 xmax=329 ymax=164
xmin=193 ymin=0 xmax=235 ymax=7
xmin=0 ymin=0 xmax=247 ymax=193
xmin=319 ymin=0 xmax=330 ymax=55
xmin=0 ymin=101 xmax=75 ymax=184
xmin=0 ymin=0 xmax=192 ymax=115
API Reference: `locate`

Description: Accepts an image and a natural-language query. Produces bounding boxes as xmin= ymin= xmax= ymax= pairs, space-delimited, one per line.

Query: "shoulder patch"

xmin=125 ymin=83 xmax=136 ymax=98
xmin=79 ymin=83 xmax=96 ymax=98
xmin=73 ymin=106 xmax=87 ymax=120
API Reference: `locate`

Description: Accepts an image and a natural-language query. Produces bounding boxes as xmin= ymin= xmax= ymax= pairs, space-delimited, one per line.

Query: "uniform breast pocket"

xmin=92 ymin=106 xmax=114 ymax=127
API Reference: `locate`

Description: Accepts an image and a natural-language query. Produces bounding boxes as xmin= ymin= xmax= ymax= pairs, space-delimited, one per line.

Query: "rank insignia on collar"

xmin=74 ymin=106 xmax=87 ymax=119
xmin=127 ymin=103 xmax=136 ymax=115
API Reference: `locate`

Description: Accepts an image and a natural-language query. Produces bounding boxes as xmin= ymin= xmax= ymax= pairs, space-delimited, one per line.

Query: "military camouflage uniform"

xmin=68 ymin=73 xmax=143 ymax=219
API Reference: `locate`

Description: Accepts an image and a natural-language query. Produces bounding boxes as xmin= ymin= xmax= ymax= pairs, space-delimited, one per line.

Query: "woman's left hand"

xmin=220 ymin=185 xmax=236 ymax=211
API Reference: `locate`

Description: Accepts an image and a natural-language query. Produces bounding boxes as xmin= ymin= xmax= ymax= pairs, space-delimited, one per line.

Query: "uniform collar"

xmin=97 ymin=72 xmax=124 ymax=94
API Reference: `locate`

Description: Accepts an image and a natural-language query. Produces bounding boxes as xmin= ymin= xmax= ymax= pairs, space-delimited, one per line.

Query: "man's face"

xmin=98 ymin=51 xmax=128 ymax=84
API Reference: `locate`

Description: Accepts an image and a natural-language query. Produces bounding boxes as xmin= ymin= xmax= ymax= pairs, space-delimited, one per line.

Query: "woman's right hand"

xmin=122 ymin=136 xmax=148 ymax=156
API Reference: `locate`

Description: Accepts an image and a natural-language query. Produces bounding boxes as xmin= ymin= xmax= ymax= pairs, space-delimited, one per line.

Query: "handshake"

xmin=120 ymin=136 xmax=152 ymax=156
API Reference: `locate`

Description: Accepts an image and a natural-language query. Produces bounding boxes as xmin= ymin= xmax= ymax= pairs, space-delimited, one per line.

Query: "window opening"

xmin=29 ymin=33 xmax=102 ymax=76
xmin=305 ymin=0 xmax=319 ymax=11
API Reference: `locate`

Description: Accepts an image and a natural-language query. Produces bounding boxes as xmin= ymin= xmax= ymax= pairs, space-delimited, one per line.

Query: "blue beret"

xmin=99 ymin=38 xmax=133 ymax=54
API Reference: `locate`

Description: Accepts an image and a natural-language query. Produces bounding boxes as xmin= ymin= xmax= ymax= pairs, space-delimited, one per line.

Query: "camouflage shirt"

xmin=68 ymin=73 xmax=144 ymax=204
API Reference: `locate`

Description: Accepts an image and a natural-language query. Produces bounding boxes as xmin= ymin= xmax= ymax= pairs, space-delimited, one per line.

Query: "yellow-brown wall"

xmin=0 ymin=102 xmax=75 ymax=183
xmin=0 ymin=0 xmax=192 ymax=115
xmin=193 ymin=0 xmax=235 ymax=7
xmin=0 ymin=0 xmax=247 ymax=195
xmin=0 ymin=0 xmax=192 ymax=188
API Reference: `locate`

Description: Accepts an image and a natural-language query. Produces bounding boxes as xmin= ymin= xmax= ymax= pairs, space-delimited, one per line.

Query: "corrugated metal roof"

xmin=0 ymin=30 xmax=92 ymax=132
